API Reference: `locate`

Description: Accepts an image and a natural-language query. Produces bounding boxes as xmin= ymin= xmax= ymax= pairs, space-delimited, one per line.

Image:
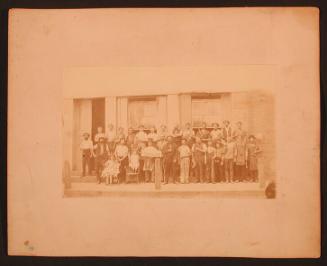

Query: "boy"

xmin=178 ymin=138 xmax=191 ymax=184
xmin=79 ymin=133 xmax=94 ymax=177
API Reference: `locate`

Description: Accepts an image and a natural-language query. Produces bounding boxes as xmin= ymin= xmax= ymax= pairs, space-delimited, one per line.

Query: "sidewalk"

xmin=64 ymin=179 xmax=266 ymax=198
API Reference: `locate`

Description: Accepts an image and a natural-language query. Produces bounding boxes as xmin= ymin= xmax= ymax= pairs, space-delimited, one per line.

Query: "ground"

xmin=64 ymin=175 xmax=266 ymax=198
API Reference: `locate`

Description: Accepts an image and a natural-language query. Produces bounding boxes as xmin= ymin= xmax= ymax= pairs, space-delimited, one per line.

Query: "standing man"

xmin=234 ymin=133 xmax=247 ymax=182
xmin=178 ymin=138 xmax=192 ymax=184
xmin=157 ymin=125 xmax=168 ymax=151
xmin=206 ymin=140 xmax=216 ymax=183
xmin=80 ymin=133 xmax=94 ymax=177
xmin=213 ymin=141 xmax=225 ymax=182
xmin=196 ymin=122 xmax=210 ymax=144
xmin=126 ymin=127 xmax=136 ymax=149
xmin=94 ymin=126 xmax=106 ymax=144
xmin=222 ymin=120 xmax=233 ymax=141
xmin=116 ymin=127 xmax=126 ymax=143
xmin=224 ymin=136 xmax=236 ymax=183
xmin=162 ymin=136 xmax=177 ymax=184
xmin=94 ymin=137 xmax=108 ymax=184
xmin=182 ymin=122 xmax=195 ymax=147
xmin=135 ymin=125 xmax=148 ymax=144
xmin=192 ymin=137 xmax=207 ymax=183
xmin=210 ymin=123 xmax=222 ymax=143
xmin=246 ymin=135 xmax=262 ymax=182
xmin=147 ymin=126 xmax=158 ymax=142
xmin=233 ymin=121 xmax=247 ymax=142
xmin=172 ymin=125 xmax=183 ymax=147
xmin=106 ymin=123 xmax=116 ymax=155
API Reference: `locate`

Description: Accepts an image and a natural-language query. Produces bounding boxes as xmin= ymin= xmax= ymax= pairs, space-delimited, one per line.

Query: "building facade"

xmin=63 ymin=90 xmax=275 ymax=187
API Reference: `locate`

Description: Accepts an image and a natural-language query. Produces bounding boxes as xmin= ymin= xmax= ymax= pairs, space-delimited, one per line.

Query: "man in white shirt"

xmin=80 ymin=133 xmax=94 ymax=177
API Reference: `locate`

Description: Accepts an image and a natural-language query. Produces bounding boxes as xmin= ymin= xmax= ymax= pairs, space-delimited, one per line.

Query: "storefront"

xmin=62 ymin=66 xmax=276 ymax=188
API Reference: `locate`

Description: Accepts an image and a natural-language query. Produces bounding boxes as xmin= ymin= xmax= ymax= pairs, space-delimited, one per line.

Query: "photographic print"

xmin=8 ymin=8 xmax=319 ymax=257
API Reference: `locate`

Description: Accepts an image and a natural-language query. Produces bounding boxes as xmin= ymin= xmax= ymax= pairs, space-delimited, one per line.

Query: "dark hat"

xmin=83 ymin=132 xmax=90 ymax=137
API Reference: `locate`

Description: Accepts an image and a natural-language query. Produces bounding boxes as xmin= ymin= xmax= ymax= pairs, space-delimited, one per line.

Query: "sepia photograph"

xmin=7 ymin=7 xmax=320 ymax=257
xmin=63 ymin=87 xmax=276 ymax=198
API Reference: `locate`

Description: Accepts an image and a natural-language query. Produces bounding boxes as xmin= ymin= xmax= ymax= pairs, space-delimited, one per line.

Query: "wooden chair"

xmin=126 ymin=166 xmax=139 ymax=184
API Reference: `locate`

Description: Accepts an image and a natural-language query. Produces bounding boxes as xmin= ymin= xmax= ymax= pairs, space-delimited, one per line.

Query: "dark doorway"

xmin=92 ymin=98 xmax=105 ymax=141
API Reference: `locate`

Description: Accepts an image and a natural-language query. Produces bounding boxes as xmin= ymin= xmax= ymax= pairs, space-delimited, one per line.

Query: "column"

xmin=167 ymin=94 xmax=180 ymax=133
xmin=156 ymin=96 xmax=167 ymax=129
xmin=179 ymin=94 xmax=192 ymax=126
xmin=117 ymin=97 xmax=128 ymax=133
xmin=105 ymin=96 xmax=117 ymax=132
xmin=63 ymin=99 xmax=74 ymax=172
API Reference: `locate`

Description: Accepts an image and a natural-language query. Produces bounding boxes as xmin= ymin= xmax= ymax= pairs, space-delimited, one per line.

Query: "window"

xmin=192 ymin=96 xmax=222 ymax=127
xmin=128 ymin=97 xmax=157 ymax=129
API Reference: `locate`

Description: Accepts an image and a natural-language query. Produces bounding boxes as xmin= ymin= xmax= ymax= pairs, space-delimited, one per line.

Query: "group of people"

xmin=79 ymin=120 xmax=262 ymax=185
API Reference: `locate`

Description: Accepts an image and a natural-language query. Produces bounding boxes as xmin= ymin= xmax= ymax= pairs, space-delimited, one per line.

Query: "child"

xmin=178 ymin=138 xmax=191 ymax=184
xmin=101 ymin=154 xmax=120 ymax=185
